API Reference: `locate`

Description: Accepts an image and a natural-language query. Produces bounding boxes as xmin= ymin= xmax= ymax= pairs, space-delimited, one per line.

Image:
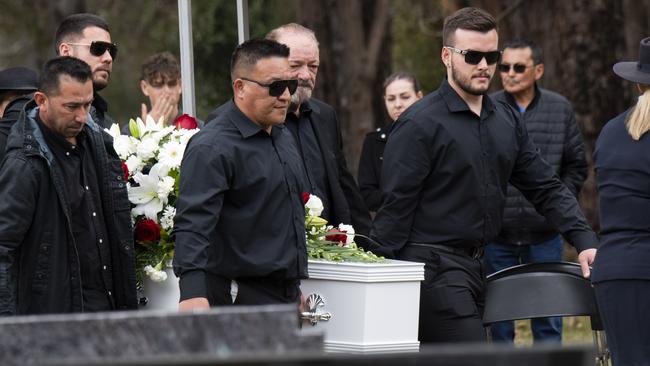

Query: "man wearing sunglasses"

xmin=371 ymin=7 xmax=597 ymax=343
xmin=264 ymin=23 xmax=371 ymax=241
xmin=485 ymin=39 xmax=587 ymax=344
xmin=173 ymin=39 xmax=308 ymax=311
xmin=55 ymin=13 xmax=117 ymax=129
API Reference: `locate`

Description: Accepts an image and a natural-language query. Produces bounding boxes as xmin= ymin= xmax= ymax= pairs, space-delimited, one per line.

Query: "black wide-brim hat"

xmin=614 ymin=37 xmax=650 ymax=85
xmin=0 ymin=67 xmax=38 ymax=91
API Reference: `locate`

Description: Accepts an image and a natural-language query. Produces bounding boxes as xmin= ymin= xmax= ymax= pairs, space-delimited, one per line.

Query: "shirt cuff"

xmin=179 ymin=270 xmax=208 ymax=301
xmin=567 ymin=230 xmax=600 ymax=253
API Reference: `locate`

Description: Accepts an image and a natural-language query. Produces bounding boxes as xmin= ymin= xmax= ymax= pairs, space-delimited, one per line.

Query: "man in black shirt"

xmin=55 ymin=13 xmax=116 ymax=128
xmin=371 ymin=7 xmax=598 ymax=343
xmin=264 ymin=24 xmax=371 ymax=237
xmin=0 ymin=57 xmax=137 ymax=315
xmin=173 ymin=39 xmax=307 ymax=311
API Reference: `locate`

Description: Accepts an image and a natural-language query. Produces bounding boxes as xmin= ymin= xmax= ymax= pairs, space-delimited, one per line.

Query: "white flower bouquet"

xmin=105 ymin=115 xmax=200 ymax=284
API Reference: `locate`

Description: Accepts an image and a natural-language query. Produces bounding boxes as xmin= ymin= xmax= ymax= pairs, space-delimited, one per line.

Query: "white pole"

xmin=236 ymin=0 xmax=250 ymax=45
xmin=178 ymin=0 xmax=196 ymax=117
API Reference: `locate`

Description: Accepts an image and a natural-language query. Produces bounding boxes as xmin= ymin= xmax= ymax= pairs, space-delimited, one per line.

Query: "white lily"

xmin=113 ymin=135 xmax=137 ymax=160
xmin=128 ymin=163 xmax=170 ymax=219
xmin=105 ymin=123 xmax=122 ymax=139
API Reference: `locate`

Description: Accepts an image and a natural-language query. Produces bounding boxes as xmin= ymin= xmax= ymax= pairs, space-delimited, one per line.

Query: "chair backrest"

xmin=482 ymin=262 xmax=602 ymax=330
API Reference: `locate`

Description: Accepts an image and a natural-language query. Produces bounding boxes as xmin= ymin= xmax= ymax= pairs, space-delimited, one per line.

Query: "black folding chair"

xmin=482 ymin=262 xmax=609 ymax=366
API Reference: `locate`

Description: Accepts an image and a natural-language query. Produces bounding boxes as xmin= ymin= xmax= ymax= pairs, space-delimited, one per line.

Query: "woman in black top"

xmin=357 ymin=72 xmax=423 ymax=212
xmin=592 ymin=37 xmax=650 ymax=366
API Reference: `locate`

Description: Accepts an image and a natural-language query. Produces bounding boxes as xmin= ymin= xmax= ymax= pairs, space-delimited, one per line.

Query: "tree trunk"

xmin=298 ymin=0 xmax=392 ymax=177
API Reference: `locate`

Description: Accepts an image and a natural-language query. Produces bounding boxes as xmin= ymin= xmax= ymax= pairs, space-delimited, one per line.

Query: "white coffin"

xmin=301 ymin=259 xmax=424 ymax=354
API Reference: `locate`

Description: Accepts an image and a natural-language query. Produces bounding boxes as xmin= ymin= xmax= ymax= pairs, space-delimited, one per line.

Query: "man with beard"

xmin=370 ymin=7 xmax=598 ymax=343
xmin=484 ymin=38 xmax=587 ymax=343
xmin=264 ymin=23 xmax=371 ymax=237
xmin=55 ymin=13 xmax=117 ymax=128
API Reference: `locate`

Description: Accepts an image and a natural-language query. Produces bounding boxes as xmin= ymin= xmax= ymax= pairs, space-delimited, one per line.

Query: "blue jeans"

xmin=484 ymin=235 xmax=563 ymax=343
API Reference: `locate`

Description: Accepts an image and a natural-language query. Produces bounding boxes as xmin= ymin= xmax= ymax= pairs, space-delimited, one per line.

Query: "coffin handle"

xmin=300 ymin=293 xmax=332 ymax=326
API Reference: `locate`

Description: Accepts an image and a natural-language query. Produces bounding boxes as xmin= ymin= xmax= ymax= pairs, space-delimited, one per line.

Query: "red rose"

xmin=325 ymin=229 xmax=348 ymax=244
xmin=302 ymin=192 xmax=310 ymax=204
xmin=173 ymin=114 xmax=198 ymax=130
xmin=121 ymin=160 xmax=129 ymax=181
xmin=134 ymin=218 xmax=161 ymax=242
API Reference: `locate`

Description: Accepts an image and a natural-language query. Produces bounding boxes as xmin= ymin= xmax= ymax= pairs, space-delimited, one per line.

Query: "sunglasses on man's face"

xmin=498 ymin=63 xmax=532 ymax=73
xmin=67 ymin=41 xmax=118 ymax=60
xmin=240 ymin=77 xmax=298 ymax=97
xmin=445 ymin=46 xmax=501 ymax=65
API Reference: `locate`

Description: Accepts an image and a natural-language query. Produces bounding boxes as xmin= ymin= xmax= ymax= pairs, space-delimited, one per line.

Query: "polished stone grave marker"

xmin=0 ymin=304 xmax=322 ymax=366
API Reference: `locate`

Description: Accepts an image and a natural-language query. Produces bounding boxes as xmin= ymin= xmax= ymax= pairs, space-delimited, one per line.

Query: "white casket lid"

xmin=307 ymin=259 xmax=424 ymax=283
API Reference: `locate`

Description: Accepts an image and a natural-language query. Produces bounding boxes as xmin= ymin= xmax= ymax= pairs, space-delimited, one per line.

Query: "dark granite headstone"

xmin=0 ymin=305 xmax=322 ymax=366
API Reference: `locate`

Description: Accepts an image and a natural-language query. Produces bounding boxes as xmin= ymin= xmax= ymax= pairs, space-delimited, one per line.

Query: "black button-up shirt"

xmin=172 ymin=101 xmax=308 ymax=301
xmin=36 ymin=116 xmax=113 ymax=311
xmin=285 ymin=103 xmax=330 ymax=219
xmin=371 ymin=79 xmax=598 ymax=258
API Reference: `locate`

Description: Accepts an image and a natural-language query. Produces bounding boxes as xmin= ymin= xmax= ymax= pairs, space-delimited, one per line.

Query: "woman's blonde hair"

xmin=625 ymin=85 xmax=650 ymax=140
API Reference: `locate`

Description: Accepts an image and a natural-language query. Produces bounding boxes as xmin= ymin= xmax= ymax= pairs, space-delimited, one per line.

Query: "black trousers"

xmin=206 ymin=274 xmax=301 ymax=306
xmin=398 ymin=244 xmax=487 ymax=343
xmin=594 ymin=279 xmax=650 ymax=366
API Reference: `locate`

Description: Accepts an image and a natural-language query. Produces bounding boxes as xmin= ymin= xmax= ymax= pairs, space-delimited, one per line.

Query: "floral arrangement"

xmin=303 ymin=193 xmax=384 ymax=263
xmin=105 ymin=114 xmax=199 ymax=284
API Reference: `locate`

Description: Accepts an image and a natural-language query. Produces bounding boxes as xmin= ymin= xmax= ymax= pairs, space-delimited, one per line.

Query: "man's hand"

xmin=577 ymin=248 xmax=597 ymax=278
xmin=178 ymin=297 xmax=210 ymax=312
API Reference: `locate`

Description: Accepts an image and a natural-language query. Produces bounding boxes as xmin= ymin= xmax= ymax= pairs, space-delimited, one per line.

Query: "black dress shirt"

xmin=36 ymin=117 xmax=113 ymax=311
xmin=371 ymin=79 xmax=598 ymax=258
xmin=172 ymin=100 xmax=309 ymax=301
xmin=91 ymin=92 xmax=114 ymax=129
xmin=285 ymin=103 xmax=330 ymax=218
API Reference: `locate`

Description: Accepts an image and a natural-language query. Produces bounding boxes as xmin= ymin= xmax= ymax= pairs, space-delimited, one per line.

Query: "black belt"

xmin=408 ymin=242 xmax=485 ymax=260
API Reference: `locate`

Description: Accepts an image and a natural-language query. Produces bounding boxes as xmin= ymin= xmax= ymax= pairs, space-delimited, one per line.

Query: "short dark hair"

xmin=141 ymin=52 xmax=181 ymax=85
xmin=383 ymin=72 xmax=421 ymax=94
xmin=230 ymin=38 xmax=290 ymax=82
xmin=39 ymin=57 xmax=92 ymax=96
xmin=502 ymin=38 xmax=544 ymax=65
xmin=54 ymin=13 xmax=110 ymax=54
xmin=442 ymin=7 xmax=497 ymax=47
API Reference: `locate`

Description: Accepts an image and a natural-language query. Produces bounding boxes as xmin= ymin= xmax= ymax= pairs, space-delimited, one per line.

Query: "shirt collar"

xmin=228 ymin=100 xmax=271 ymax=139
xmin=92 ymin=91 xmax=108 ymax=113
xmin=287 ymin=100 xmax=315 ymax=122
xmin=440 ymin=78 xmax=496 ymax=116
xmin=503 ymin=83 xmax=540 ymax=112
xmin=35 ymin=113 xmax=87 ymax=152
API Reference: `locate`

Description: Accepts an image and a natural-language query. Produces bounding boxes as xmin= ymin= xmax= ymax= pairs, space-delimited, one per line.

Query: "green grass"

xmin=513 ymin=316 xmax=593 ymax=346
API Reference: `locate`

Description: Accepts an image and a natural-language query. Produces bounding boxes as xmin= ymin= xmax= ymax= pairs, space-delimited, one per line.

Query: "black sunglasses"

xmin=240 ymin=77 xmax=298 ymax=97
xmin=67 ymin=41 xmax=118 ymax=60
xmin=498 ymin=63 xmax=532 ymax=73
xmin=445 ymin=46 xmax=501 ymax=65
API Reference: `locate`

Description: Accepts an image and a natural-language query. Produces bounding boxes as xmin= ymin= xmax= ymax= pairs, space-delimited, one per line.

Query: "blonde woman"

xmin=592 ymin=37 xmax=650 ymax=365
